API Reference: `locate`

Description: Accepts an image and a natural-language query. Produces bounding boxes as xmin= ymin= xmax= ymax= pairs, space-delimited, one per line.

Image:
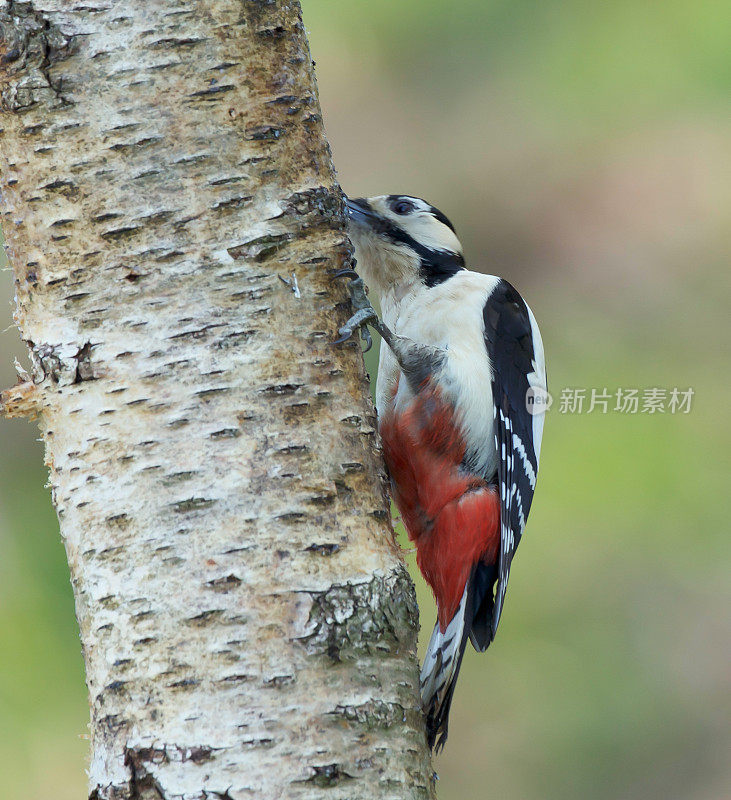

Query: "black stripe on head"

xmin=386 ymin=225 xmax=464 ymax=287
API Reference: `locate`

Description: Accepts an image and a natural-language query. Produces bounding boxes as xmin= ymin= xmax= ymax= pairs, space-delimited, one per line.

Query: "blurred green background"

xmin=1 ymin=1 xmax=729 ymax=797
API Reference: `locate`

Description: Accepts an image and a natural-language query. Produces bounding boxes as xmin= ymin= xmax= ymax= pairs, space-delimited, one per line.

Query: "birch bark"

xmin=0 ymin=1 xmax=435 ymax=798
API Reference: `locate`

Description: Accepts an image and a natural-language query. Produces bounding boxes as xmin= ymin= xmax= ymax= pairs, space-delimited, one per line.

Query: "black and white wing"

xmin=483 ymin=279 xmax=547 ymax=639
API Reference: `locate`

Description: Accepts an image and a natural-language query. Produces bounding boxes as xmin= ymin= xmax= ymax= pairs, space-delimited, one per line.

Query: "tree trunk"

xmin=0 ymin=2 xmax=435 ymax=798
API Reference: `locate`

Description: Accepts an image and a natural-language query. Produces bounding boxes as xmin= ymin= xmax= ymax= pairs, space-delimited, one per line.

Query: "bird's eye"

xmin=392 ymin=199 xmax=416 ymax=215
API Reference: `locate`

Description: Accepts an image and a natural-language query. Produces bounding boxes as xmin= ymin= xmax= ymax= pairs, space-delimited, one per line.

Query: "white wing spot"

xmin=512 ymin=433 xmax=537 ymax=489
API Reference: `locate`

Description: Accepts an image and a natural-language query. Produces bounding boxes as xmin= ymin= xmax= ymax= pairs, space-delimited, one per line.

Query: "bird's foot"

xmin=334 ymin=271 xmax=381 ymax=352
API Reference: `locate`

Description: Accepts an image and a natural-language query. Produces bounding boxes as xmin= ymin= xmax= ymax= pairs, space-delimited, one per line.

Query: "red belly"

xmin=380 ymin=382 xmax=500 ymax=631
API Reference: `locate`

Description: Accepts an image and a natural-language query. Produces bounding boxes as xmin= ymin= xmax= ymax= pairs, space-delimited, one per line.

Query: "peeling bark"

xmin=0 ymin=1 xmax=435 ymax=798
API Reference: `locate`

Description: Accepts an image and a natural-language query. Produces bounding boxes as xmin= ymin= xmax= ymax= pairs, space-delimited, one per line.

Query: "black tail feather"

xmin=469 ymin=561 xmax=499 ymax=652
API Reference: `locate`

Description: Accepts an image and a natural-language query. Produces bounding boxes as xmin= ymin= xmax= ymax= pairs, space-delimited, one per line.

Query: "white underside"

xmin=376 ymin=271 xmax=502 ymax=477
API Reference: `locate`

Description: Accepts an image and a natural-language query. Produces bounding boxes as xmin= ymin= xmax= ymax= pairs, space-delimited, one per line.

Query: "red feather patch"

xmin=380 ymin=382 xmax=500 ymax=631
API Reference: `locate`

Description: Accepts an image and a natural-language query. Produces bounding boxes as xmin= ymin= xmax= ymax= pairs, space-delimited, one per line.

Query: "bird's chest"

xmin=378 ymin=289 xmax=498 ymax=479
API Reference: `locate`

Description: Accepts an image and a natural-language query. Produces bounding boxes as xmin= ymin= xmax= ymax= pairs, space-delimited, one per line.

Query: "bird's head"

xmin=345 ymin=195 xmax=464 ymax=299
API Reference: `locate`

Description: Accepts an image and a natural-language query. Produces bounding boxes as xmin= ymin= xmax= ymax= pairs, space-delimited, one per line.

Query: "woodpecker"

xmin=338 ymin=194 xmax=547 ymax=751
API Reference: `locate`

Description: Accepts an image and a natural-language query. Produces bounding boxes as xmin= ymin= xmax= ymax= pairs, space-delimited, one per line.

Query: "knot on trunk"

xmin=300 ymin=566 xmax=419 ymax=662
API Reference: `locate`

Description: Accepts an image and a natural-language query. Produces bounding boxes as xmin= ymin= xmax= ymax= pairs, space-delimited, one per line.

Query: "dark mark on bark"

xmin=161 ymin=470 xmax=197 ymax=485
xmin=244 ymin=123 xmax=284 ymax=141
xmin=74 ymin=342 xmax=95 ymax=383
xmin=188 ymin=83 xmax=234 ymax=99
xmin=257 ymin=25 xmax=286 ymax=38
xmin=218 ymin=673 xmax=252 ymax=684
xmin=208 ymin=174 xmax=246 ymax=186
xmin=173 ymin=153 xmax=210 ymax=166
xmin=169 ymin=323 xmax=224 ymax=340
xmin=150 ymin=37 xmax=205 ymax=50
xmin=108 ymin=136 xmax=162 ymax=152
xmin=186 ymin=609 xmax=223 ymax=625
xmin=331 ymin=699 xmax=406 ymax=729
xmin=276 ymin=511 xmax=306 ymax=522
xmin=171 ymin=497 xmax=215 ymax=513
xmin=266 ymin=93 xmax=299 ymax=106
xmin=300 ymin=764 xmax=354 ymax=788
xmin=259 ymin=382 xmax=301 ymax=396
xmin=305 ymin=543 xmax=340 ymax=556
xmin=264 ymin=674 xmax=294 ymax=688
xmin=205 ymin=574 xmax=242 ymax=592
xmin=308 ymin=493 xmax=335 ymax=507
xmin=100 ymin=225 xmax=141 ymax=241
xmin=196 ymin=387 xmax=229 ymax=399
xmin=241 ymin=737 xmax=274 ymax=749
xmin=167 ymin=678 xmax=200 ymax=689
xmin=126 ymin=745 xmax=215 ymax=768
xmin=99 ymin=713 xmax=126 ymax=734
xmin=209 ymin=428 xmax=240 ymax=439
xmin=212 ymin=194 xmax=253 ymax=211
xmin=227 ymin=232 xmax=292 ymax=261
xmin=183 ymin=746 xmax=214 ymax=764
xmin=41 ymin=178 xmax=76 ymax=196
xmin=276 ymin=443 xmax=307 ymax=454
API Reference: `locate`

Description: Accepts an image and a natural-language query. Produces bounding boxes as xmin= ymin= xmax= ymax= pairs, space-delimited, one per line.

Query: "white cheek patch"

xmin=401 ymin=214 xmax=462 ymax=255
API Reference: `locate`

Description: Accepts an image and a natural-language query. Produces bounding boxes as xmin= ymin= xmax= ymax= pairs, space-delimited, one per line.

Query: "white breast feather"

xmin=377 ymin=272 xmax=501 ymax=477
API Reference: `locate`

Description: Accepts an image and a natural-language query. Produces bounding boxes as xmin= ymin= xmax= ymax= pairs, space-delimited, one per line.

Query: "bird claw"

xmin=334 ymin=307 xmax=378 ymax=350
xmin=335 ymin=274 xmax=380 ymax=352
xmin=360 ymin=325 xmax=374 ymax=352
xmin=333 ymin=268 xmax=359 ymax=280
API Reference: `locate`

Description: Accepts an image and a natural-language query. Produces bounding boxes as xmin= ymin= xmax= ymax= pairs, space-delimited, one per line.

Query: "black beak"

xmin=345 ymin=196 xmax=380 ymax=228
